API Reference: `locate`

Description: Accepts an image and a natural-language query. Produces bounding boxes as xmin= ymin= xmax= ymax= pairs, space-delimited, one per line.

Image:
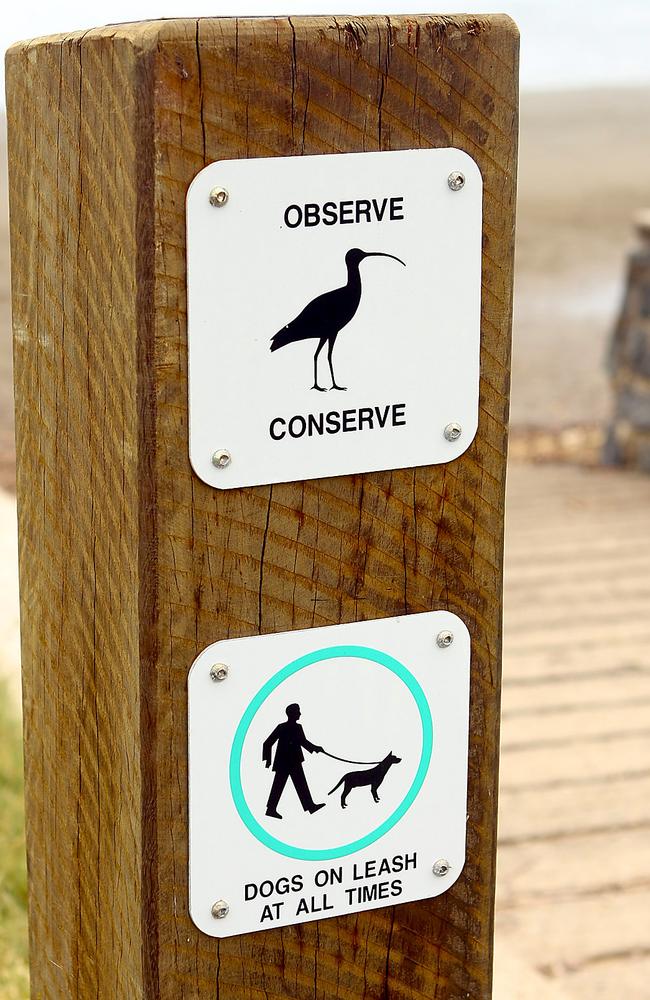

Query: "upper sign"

xmin=188 ymin=611 xmax=470 ymax=938
xmin=187 ymin=148 xmax=482 ymax=489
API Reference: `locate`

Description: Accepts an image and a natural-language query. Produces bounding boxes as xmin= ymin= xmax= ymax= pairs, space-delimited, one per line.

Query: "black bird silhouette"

xmin=270 ymin=248 xmax=406 ymax=391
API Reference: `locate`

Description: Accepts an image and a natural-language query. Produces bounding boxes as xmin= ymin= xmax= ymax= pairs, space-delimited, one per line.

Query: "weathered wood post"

xmin=7 ymin=15 xmax=518 ymax=999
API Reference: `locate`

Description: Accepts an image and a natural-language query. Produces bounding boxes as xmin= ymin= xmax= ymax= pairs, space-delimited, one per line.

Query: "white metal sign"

xmin=188 ymin=611 xmax=470 ymax=938
xmin=186 ymin=148 xmax=482 ymax=489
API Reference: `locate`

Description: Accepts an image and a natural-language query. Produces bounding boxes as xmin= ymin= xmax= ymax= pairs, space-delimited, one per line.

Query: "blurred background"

xmin=0 ymin=3 xmax=649 ymax=998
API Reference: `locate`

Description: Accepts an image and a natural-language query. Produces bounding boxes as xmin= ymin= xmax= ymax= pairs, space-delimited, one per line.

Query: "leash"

xmin=321 ymin=749 xmax=382 ymax=766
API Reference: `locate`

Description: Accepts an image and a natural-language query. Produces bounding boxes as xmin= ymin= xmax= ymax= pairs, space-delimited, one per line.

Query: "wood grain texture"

xmin=7 ymin=26 xmax=152 ymax=1000
xmin=7 ymin=15 xmax=518 ymax=999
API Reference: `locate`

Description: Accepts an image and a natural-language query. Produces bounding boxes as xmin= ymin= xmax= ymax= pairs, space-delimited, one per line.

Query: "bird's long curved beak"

xmin=364 ymin=251 xmax=406 ymax=266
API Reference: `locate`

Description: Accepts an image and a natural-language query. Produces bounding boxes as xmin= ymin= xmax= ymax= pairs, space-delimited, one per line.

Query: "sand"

xmin=513 ymin=86 xmax=650 ymax=428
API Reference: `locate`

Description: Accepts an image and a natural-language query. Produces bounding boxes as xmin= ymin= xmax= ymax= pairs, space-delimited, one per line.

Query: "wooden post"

xmin=7 ymin=15 xmax=518 ymax=999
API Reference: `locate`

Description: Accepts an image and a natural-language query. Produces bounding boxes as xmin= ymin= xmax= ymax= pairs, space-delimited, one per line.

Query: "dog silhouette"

xmin=328 ymin=752 xmax=402 ymax=808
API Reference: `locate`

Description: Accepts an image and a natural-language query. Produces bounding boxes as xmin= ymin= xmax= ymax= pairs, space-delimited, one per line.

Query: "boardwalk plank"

xmin=498 ymin=462 xmax=650 ymax=999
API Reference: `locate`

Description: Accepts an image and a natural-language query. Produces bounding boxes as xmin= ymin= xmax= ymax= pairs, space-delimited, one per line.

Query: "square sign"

xmin=188 ymin=611 xmax=470 ymax=938
xmin=186 ymin=148 xmax=482 ymax=489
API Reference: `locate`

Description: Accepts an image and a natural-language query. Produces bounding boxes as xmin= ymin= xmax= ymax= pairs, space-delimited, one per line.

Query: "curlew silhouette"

xmin=270 ymin=248 xmax=406 ymax=391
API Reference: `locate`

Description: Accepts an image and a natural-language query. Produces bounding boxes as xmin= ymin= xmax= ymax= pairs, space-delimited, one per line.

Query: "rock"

xmin=605 ymin=215 xmax=650 ymax=470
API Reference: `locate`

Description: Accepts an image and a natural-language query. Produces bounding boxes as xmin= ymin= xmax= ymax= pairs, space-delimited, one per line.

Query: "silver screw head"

xmin=212 ymin=449 xmax=232 ymax=469
xmin=210 ymin=663 xmax=229 ymax=682
xmin=209 ymin=187 xmax=229 ymax=207
xmin=211 ymin=899 xmax=230 ymax=919
xmin=444 ymin=422 xmax=462 ymax=442
xmin=436 ymin=630 xmax=454 ymax=649
xmin=447 ymin=171 xmax=465 ymax=192
xmin=432 ymin=859 xmax=451 ymax=877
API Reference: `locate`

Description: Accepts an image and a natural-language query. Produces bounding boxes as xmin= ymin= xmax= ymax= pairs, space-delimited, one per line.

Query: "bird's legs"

xmin=328 ymin=338 xmax=347 ymax=391
xmin=311 ymin=338 xmax=327 ymax=391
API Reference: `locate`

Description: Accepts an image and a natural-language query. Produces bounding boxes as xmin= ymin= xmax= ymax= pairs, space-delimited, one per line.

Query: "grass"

xmin=0 ymin=683 xmax=29 ymax=999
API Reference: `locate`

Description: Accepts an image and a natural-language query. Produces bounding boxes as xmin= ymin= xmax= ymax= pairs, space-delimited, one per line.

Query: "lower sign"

xmin=188 ymin=612 xmax=470 ymax=937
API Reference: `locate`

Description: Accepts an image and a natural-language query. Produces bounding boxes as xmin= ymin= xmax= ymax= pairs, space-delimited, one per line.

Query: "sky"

xmin=3 ymin=0 xmax=650 ymax=99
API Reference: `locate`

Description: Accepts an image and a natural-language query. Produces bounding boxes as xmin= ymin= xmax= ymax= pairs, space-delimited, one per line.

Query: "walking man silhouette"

xmin=263 ymin=704 xmax=326 ymax=819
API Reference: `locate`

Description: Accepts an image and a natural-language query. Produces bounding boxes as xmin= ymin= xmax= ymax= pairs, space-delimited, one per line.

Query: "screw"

xmin=436 ymin=630 xmax=454 ymax=649
xmin=444 ymin=422 xmax=462 ymax=442
xmin=209 ymin=187 xmax=229 ymax=207
xmin=432 ymin=859 xmax=451 ymax=877
xmin=212 ymin=449 xmax=232 ymax=469
xmin=210 ymin=663 xmax=229 ymax=682
xmin=447 ymin=171 xmax=465 ymax=192
xmin=211 ymin=899 xmax=230 ymax=919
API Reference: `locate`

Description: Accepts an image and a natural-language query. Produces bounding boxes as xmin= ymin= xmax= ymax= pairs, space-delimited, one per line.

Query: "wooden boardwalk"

xmin=495 ymin=462 xmax=650 ymax=999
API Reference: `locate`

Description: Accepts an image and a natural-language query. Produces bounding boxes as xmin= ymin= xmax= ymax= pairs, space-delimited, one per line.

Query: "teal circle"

xmin=229 ymin=644 xmax=433 ymax=861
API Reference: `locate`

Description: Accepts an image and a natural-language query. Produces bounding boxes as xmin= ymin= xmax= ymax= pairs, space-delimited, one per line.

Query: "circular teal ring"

xmin=229 ymin=644 xmax=433 ymax=861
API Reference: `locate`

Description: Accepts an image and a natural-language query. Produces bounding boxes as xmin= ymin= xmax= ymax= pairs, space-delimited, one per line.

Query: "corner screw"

xmin=209 ymin=187 xmax=229 ymax=207
xmin=212 ymin=449 xmax=232 ymax=469
xmin=447 ymin=172 xmax=465 ymax=192
xmin=211 ymin=899 xmax=230 ymax=919
xmin=444 ymin=422 xmax=462 ymax=442
xmin=432 ymin=859 xmax=451 ymax=877
xmin=210 ymin=663 xmax=229 ymax=682
xmin=436 ymin=630 xmax=454 ymax=649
